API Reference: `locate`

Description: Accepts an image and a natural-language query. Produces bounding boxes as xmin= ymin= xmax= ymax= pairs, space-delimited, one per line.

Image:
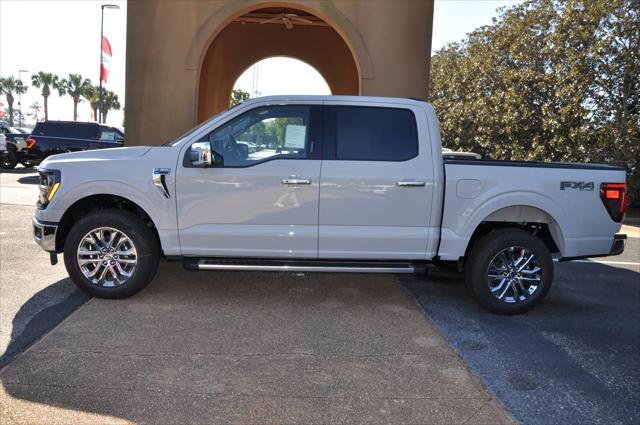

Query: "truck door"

xmin=318 ymin=103 xmax=435 ymax=259
xmin=176 ymin=104 xmax=323 ymax=258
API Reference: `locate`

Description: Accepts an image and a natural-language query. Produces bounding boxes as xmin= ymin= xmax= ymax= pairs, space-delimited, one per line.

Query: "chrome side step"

xmin=185 ymin=258 xmax=416 ymax=274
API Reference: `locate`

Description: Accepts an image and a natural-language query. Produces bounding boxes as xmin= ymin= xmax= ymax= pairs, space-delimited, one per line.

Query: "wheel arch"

xmin=455 ymin=191 xmax=566 ymax=247
xmin=55 ymin=194 xmax=162 ymax=254
xmin=464 ymin=205 xmax=565 ymax=259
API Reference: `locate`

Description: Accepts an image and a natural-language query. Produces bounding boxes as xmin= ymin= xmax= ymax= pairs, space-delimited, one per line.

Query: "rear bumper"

xmin=559 ymin=234 xmax=626 ymax=262
xmin=32 ymin=216 xmax=58 ymax=252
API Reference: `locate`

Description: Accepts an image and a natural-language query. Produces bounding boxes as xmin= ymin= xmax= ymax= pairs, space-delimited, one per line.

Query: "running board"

xmin=184 ymin=258 xmax=416 ymax=274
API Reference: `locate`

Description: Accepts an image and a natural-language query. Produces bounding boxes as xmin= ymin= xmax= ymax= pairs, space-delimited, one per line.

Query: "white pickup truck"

xmin=32 ymin=96 xmax=628 ymax=314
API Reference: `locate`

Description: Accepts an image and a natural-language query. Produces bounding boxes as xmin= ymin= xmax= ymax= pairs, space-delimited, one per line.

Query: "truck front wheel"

xmin=465 ymin=228 xmax=553 ymax=314
xmin=63 ymin=210 xmax=160 ymax=298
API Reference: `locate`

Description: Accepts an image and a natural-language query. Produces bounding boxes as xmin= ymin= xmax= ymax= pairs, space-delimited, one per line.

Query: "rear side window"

xmin=334 ymin=106 xmax=418 ymax=161
xmin=32 ymin=122 xmax=97 ymax=139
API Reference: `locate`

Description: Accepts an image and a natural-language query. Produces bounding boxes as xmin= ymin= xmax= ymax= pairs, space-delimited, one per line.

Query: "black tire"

xmin=64 ymin=209 xmax=159 ymax=298
xmin=464 ymin=228 xmax=553 ymax=314
xmin=0 ymin=149 xmax=17 ymax=169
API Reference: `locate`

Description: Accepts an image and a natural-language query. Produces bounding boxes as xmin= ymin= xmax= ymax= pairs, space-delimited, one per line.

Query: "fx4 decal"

xmin=560 ymin=181 xmax=594 ymax=191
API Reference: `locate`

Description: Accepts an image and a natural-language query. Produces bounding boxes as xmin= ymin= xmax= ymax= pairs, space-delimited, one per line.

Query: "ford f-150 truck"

xmin=32 ymin=96 xmax=628 ymax=314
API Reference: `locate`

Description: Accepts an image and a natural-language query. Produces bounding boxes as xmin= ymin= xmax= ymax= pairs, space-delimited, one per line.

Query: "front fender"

xmin=38 ymin=179 xmax=181 ymax=256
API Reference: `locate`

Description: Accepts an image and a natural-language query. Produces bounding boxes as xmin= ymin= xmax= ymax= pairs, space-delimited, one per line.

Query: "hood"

xmin=40 ymin=146 xmax=152 ymax=168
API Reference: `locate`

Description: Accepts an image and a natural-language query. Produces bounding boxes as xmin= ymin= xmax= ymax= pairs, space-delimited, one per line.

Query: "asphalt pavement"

xmin=404 ymin=238 xmax=639 ymax=425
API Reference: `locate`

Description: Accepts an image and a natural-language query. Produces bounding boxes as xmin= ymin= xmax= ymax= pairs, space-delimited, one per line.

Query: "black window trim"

xmin=183 ymin=104 xmax=323 ymax=168
xmin=322 ymin=105 xmax=420 ymax=162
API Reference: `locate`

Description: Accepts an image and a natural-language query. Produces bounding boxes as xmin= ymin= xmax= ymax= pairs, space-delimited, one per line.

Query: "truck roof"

xmin=237 ymin=95 xmax=431 ymax=107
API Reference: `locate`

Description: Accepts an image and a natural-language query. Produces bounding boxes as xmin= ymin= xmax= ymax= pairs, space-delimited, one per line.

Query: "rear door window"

xmin=331 ymin=106 xmax=418 ymax=161
xmin=33 ymin=122 xmax=98 ymax=139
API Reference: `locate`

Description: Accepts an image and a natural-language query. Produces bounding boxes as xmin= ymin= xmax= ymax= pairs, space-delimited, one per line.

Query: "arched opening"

xmin=197 ymin=6 xmax=359 ymax=123
xmin=232 ymin=56 xmax=331 ymax=103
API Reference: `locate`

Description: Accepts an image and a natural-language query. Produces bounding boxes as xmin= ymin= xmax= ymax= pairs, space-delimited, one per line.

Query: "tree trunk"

xmin=44 ymin=96 xmax=49 ymax=121
xmin=102 ymin=110 xmax=108 ymax=123
xmin=73 ymin=101 xmax=78 ymax=121
xmin=7 ymin=99 xmax=14 ymax=127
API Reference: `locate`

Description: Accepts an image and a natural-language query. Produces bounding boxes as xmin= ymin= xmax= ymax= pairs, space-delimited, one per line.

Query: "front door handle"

xmin=396 ymin=180 xmax=426 ymax=187
xmin=281 ymin=177 xmax=312 ymax=185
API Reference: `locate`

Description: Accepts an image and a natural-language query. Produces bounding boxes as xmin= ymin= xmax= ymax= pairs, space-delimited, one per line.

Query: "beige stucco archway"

xmin=197 ymin=6 xmax=360 ymax=122
xmin=125 ymin=0 xmax=434 ymax=146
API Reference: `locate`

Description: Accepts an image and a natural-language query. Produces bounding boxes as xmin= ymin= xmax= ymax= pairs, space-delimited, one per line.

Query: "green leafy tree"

xmin=0 ymin=76 xmax=28 ymax=126
xmin=230 ymin=89 xmax=250 ymax=106
xmin=429 ymin=0 xmax=640 ymax=204
xmin=82 ymin=85 xmax=101 ymax=121
xmin=58 ymin=74 xmax=91 ymax=121
xmin=100 ymin=90 xmax=121 ymax=123
xmin=31 ymin=72 xmax=61 ymax=121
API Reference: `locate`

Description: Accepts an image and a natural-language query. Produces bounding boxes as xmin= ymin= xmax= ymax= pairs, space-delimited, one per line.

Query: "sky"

xmin=0 ymin=0 xmax=521 ymax=128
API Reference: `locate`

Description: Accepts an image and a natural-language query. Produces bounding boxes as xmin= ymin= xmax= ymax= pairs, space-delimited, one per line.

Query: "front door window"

xmin=204 ymin=106 xmax=311 ymax=167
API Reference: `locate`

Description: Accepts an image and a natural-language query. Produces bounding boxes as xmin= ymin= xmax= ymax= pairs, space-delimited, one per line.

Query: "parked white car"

xmin=32 ymin=96 xmax=628 ymax=313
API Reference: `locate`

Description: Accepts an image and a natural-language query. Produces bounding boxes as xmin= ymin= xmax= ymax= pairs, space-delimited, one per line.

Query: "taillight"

xmin=26 ymin=137 xmax=37 ymax=149
xmin=600 ymin=182 xmax=628 ymax=222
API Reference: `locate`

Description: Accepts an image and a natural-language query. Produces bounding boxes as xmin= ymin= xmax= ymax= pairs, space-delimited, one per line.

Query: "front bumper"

xmin=32 ymin=216 xmax=58 ymax=252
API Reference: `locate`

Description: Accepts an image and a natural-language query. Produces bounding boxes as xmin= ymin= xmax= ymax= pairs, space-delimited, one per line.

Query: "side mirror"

xmin=189 ymin=141 xmax=212 ymax=167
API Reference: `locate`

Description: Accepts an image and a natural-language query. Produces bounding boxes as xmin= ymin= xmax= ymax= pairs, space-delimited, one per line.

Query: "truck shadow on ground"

xmin=0 ymin=278 xmax=90 ymax=369
xmin=16 ymin=175 xmax=38 ymax=185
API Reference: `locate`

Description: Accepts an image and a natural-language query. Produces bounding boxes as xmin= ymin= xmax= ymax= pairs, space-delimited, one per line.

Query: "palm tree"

xmin=0 ymin=76 xmax=28 ymax=126
xmin=100 ymin=90 xmax=121 ymax=123
xmin=82 ymin=85 xmax=100 ymax=121
xmin=58 ymin=74 xmax=91 ymax=121
xmin=31 ymin=72 xmax=60 ymax=121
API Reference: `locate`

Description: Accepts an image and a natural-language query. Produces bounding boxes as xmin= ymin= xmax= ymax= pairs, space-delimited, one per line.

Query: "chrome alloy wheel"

xmin=486 ymin=246 xmax=542 ymax=304
xmin=76 ymin=227 xmax=138 ymax=287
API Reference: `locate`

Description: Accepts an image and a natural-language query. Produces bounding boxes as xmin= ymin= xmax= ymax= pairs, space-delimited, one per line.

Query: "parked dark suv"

xmin=24 ymin=121 xmax=124 ymax=165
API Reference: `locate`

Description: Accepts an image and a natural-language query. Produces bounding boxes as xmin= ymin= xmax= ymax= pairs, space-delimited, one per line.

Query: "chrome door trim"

xmin=281 ymin=177 xmax=312 ymax=185
xmin=396 ymin=180 xmax=426 ymax=187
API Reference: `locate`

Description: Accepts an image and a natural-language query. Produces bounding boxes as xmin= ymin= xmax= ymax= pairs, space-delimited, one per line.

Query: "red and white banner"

xmin=101 ymin=36 xmax=112 ymax=83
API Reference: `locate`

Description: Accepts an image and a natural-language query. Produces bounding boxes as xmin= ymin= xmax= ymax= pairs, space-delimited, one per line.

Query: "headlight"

xmin=37 ymin=169 xmax=61 ymax=209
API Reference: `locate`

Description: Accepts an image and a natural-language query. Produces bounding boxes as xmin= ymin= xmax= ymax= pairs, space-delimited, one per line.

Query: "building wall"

xmin=125 ymin=0 xmax=434 ymax=146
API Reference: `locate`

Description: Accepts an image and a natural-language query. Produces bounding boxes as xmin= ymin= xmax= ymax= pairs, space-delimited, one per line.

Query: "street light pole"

xmin=99 ymin=4 xmax=120 ymax=123
xmin=18 ymin=69 xmax=27 ymax=127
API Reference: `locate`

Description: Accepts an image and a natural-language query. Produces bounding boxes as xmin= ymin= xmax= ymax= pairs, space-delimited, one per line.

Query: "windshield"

xmin=164 ymin=102 xmax=243 ymax=146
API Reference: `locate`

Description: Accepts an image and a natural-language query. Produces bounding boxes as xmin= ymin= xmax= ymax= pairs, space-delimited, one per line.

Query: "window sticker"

xmin=100 ymin=131 xmax=116 ymax=141
xmin=284 ymin=124 xmax=306 ymax=149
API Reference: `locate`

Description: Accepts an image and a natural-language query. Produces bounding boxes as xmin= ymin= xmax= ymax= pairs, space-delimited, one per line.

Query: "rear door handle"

xmin=396 ymin=180 xmax=426 ymax=187
xmin=281 ymin=177 xmax=312 ymax=185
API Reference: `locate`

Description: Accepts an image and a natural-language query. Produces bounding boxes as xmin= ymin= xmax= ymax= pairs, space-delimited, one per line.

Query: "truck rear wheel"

xmin=465 ymin=228 xmax=553 ymax=314
xmin=63 ymin=210 xmax=159 ymax=298
xmin=0 ymin=148 xmax=17 ymax=169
